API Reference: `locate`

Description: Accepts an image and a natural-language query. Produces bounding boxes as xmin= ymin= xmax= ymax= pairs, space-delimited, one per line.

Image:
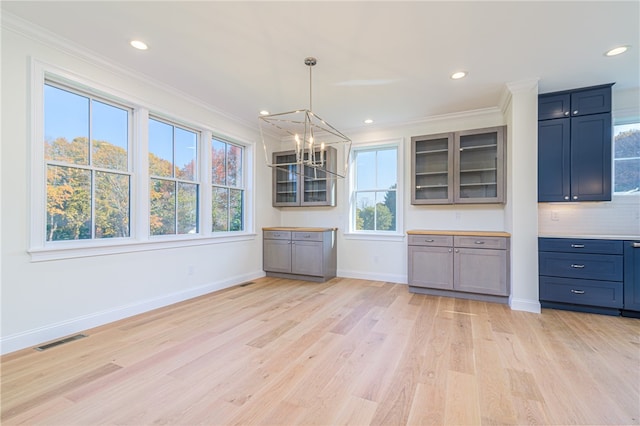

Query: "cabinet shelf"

xmin=416 ymin=149 xmax=449 ymax=155
xmin=416 ymin=184 xmax=449 ymax=189
xmin=416 ymin=171 xmax=448 ymax=176
xmin=459 ymin=143 xmax=497 ymax=151
xmin=459 ymin=182 xmax=497 ymax=187
xmin=460 ymin=168 xmax=497 ymax=173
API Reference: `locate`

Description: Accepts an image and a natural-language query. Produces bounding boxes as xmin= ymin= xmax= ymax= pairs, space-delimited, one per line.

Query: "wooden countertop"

xmin=407 ymin=230 xmax=511 ymax=237
xmin=263 ymin=227 xmax=337 ymax=232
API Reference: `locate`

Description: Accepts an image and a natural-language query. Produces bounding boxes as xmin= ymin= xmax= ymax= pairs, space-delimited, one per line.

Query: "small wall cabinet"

xmin=539 ymin=237 xmax=624 ymax=315
xmin=263 ymin=227 xmax=337 ymax=282
xmin=538 ymin=84 xmax=613 ymax=202
xmin=272 ymin=147 xmax=337 ymax=207
xmin=407 ymin=230 xmax=510 ymax=303
xmin=411 ymin=126 xmax=506 ymax=205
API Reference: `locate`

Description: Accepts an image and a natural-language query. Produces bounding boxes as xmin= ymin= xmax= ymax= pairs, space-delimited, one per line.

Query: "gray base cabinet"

xmin=263 ymin=228 xmax=337 ymax=282
xmin=408 ymin=231 xmax=510 ymax=303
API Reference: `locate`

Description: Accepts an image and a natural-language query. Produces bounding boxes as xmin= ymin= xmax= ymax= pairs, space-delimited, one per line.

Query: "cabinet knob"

xmin=455 ymin=249 xmax=459 ymax=253
xmin=564 ymin=196 xmax=569 ymax=200
xmin=573 ymin=110 xmax=579 ymax=115
xmin=448 ymin=248 xmax=452 ymax=253
xmin=572 ymin=196 xmax=578 ymax=200
xmin=564 ymin=111 xmax=570 ymax=116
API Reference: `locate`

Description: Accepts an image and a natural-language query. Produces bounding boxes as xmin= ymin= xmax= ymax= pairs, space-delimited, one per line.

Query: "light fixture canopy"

xmin=130 ymin=40 xmax=148 ymax=50
xmin=259 ymin=57 xmax=352 ymax=179
xmin=451 ymin=71 xmax=468 ymax=80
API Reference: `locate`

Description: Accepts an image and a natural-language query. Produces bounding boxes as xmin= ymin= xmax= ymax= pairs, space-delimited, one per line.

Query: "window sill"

xmin=29 ymin=232 xmax=257 ymax=262
xmin=343 ymin=232 xmax=405 ymax=243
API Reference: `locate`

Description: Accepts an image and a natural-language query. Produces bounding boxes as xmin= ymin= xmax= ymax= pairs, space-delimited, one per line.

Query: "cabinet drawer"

xmin=292 ymin=231 xmax=323 ymax=242
xmin=408 ymin=234 xmax=453 ymax=247
xmin=539 ymin=238 xmax=623 ymax=255
xmin=454 ymin=236 xmax=507 ymax=250
xmin=539 ymin=252 xmax=623 ymax=281
xmin=264 ymin=231 xmax=291 ymax=240
xmin=540 ymin=276 xmax=623 ymax=308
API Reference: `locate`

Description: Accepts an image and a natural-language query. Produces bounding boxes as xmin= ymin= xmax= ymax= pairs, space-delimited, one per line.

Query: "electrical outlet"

xmin=550 ymin=211 xmax=559 ymax=221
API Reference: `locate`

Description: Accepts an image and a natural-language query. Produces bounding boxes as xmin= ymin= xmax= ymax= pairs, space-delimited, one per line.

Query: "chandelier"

xmin=259 ymin=57 xmax=352 ymax=178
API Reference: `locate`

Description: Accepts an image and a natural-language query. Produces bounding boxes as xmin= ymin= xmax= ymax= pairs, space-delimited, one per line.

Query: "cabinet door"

xmin=538 ymin=118 xmax=571 ymax=202
xmin=570 ymin=86 xmax=612 ymax=117
xmin=273 ymin=152 xmax=300 ymax=206
xmin=301 ymin=147 xmax=336 ymax=206
xmin=623 ymin=241 xmax=640 ymax=311
xmin=539 ymin=93 xmax=571 ymax=120
xmin=570 ymin=113 xmax=612 ymax=201
xmin=454 ymin=248 xmax=508 ymax=296
xmin=454 ymin=127 xmax=505 ymax=203
xmin=291 ymin=240 xmax=324 ymax=277
xmin=408 ymin=245 xmax=453 ymax=289
xmin=263 ymin=239 xmax=292 ymax=273
xmin=411 ymin=133 xmax=454 ymax=204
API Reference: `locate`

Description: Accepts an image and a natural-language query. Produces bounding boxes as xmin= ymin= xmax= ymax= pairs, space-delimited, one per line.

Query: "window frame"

xmin=345 ymin=139 xmax=404 ymax=241
xmin=29 ymin=60 xmax=255 ymax=262
xmin=211 ymin=136 xmax=246 ymax=233
xmin=613 ymin=121 xmax=640 ymax=195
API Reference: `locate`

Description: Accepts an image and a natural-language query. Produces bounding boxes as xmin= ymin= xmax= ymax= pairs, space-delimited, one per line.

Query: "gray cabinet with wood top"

xmin=408 ymin=231 xmax=510 ymax=303
xmin=263 ymin=228 xmax=337 ymax=282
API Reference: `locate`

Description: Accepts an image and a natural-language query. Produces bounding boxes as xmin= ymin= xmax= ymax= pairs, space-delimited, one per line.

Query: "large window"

xmin=351 ymin=145 xmax=398 ymax=233
xmin=148 ymin=118 xmax=199 ymax=236
xmin=34 ymin=66 xmax=252 ymax=260
xmin=44 ymin=83 xmax=131 ymax=241
xmin=211 ymin=138 xmax=244 ymax=232
xmin=614 ymin=123 xmax=640 ymax=194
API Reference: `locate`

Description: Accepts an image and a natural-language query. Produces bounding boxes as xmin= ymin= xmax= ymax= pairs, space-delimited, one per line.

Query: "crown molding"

xmin=1 ymin=12 xmax=260 ymax=136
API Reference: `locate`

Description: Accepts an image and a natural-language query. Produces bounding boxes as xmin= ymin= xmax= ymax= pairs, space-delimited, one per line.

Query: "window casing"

xmin=30 ymin=62 xmax=253 ymax=261
xmin=349 ymin=142 xmax=402 ymax=236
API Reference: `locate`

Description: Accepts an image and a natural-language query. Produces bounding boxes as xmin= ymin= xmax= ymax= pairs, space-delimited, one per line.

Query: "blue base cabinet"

xmin=539 ymin=238 xmax=624 ymax=315
xmin=538 ymin=84 xmax=613 ymax=202
xmin=622 ymin=241 xmax=640 ymax=317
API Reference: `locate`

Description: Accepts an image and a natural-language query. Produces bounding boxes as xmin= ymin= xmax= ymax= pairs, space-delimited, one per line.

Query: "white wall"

xmin=1 ymin=21 xmax=277 ymax=354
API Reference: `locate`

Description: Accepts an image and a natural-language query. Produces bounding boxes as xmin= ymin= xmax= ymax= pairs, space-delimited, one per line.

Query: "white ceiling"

xmin=3 ymin=1 xmax=639 ymax=131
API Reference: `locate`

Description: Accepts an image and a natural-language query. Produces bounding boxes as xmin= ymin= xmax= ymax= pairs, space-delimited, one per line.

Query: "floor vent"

xmin=239 ymin=281 xmax=255 ymax=287
xmin=35 ymin=334 xmax=87 ymax=351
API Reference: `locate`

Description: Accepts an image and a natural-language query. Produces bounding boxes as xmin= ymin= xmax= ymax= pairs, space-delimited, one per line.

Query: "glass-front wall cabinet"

xmin=411 ymin=126 xmax=505 ymax=205
xmin=273 ymin=147 xmax=336 ymax=207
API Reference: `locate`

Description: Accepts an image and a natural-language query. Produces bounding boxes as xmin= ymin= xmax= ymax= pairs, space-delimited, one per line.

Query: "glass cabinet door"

xmin=273 ymin=152 xmax=299 ymax=206
xmin=455 ymin=127 xmax=504 ymax=203
xmin=411 ymin=133 xmax=454 ymax=204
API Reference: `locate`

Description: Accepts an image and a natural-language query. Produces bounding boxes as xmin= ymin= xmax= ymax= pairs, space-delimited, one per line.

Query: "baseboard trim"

xmin=337 ymin=269 xmax=406 ymax=284
xmin=0 ymin=271 xmax=265 ymax=355
xmin=509 ymin=297 xmax=541 ymax=313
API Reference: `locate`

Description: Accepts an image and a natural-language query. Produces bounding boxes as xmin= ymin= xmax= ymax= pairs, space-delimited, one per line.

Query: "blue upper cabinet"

xmin=538 ymin=84 xmax=613 ymax=202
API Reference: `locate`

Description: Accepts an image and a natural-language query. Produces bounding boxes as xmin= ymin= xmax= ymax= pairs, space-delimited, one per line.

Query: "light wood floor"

xmin=1 ymin=277 xmax=639 ymax=425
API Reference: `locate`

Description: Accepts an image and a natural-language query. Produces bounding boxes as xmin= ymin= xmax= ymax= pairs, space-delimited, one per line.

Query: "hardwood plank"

xmin=1 ymin=276 xmax=638 ymax=425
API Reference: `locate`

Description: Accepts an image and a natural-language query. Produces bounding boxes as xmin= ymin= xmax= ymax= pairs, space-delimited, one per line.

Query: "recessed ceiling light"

xmin=364 ymin=119 xmax=373 ymax=124
xmin=259 ymin=110 xmax=270 ymax=116
xmin=605 ymin=45 xmax=629 ymax=56
xmin=451 ymin=71 xmax=468 ymax=80
xmin=130 ymin=40 xmax=148 ymax=50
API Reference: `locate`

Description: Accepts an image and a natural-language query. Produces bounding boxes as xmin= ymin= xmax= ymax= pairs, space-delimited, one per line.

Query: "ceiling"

xmin=3 ymin=1 xmax=639 ymax=132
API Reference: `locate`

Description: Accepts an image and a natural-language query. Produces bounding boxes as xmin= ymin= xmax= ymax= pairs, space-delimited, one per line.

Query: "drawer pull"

xmin=570 ymin=264 xmax=585 ymax=269
xmin=633 ymin=242 xmax=640 ymax=248
xmin=570 ymin=289 xmax=585 ymax=295
xmin=571 ymin=244 xmax=585 ymax=248
xmin=474 ymin=241 xmax=485 ymax=245
xmin=425 ymin=239 xmax=435 ymax=242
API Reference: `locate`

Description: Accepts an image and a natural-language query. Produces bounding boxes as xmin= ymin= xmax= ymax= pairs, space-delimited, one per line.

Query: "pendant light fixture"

xmin=259 ymin=57 xmax=352 ymax=178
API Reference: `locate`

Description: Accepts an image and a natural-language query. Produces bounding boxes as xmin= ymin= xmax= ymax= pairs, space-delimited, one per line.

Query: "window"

xmin=149 ymin=118 xmax=199 ymax=236
xmin=350 ymin=145 xmax=398 ymax=233
xmin=211 ymin=138 xmax=244 ymax=232
xmin=614 ymin=122 xmax=640 ymax=194
xmin=44 ymin=83 xmax=131 ymax=241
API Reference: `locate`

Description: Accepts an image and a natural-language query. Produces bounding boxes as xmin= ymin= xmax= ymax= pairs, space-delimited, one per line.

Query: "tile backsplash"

xmin=538 ymin=195 xmax=640 ymax=237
